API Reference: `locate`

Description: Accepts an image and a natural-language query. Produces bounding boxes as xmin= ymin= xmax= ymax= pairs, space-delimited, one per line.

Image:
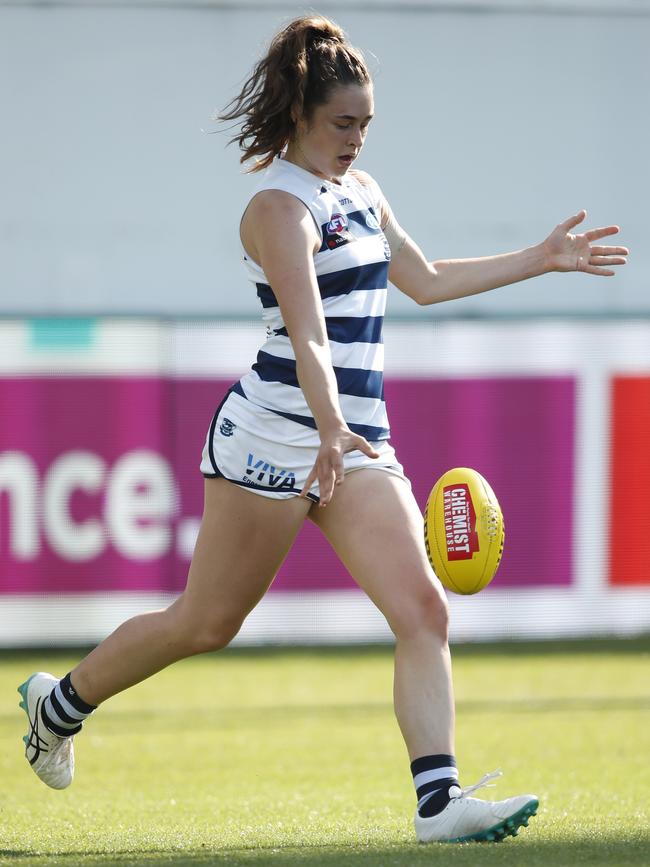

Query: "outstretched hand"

xmin=543 ymin=210 xmax=628 ymax=276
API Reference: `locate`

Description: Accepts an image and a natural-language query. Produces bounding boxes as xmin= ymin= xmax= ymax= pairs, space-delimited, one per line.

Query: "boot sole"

xmin=448 ymin=798 xmax=539 ymax=843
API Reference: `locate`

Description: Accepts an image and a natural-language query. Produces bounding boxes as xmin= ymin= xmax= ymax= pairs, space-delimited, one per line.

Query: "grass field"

xmin=1 ymin=638 xmax=649 ymax=866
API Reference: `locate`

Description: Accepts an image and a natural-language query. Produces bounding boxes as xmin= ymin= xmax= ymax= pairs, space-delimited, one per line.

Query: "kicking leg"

xmin=309 ymin=469 xmax=538 ymax=843
xmin=310 ymin=470 xmax=453 ymax=760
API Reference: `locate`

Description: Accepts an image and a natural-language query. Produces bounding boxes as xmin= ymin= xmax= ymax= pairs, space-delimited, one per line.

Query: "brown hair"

xmin=220 ymin=15 xmax=371 ymax=172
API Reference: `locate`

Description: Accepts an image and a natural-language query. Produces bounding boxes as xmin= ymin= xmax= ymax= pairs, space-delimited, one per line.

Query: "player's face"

xmin=289 ymin=83 xmax=374 ymax=182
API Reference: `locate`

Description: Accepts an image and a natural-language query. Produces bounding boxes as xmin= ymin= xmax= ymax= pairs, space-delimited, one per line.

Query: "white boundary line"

xmin=1 ymin=589 xmax=650 ymax=648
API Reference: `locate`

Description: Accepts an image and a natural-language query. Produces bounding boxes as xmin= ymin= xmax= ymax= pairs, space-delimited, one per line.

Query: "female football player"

xmin=19 ymin=14 xmax=627 ymax=844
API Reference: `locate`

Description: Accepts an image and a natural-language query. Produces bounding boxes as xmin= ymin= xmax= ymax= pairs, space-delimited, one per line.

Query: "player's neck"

xmin=282 ymin=143 xmax=341 ymax=185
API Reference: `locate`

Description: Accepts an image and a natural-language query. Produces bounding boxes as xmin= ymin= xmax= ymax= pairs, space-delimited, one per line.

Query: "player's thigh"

xmin=309 ymin=470 xmax=448 ymax=638
xmin=181 ymin=477 xmax=311 ymax=625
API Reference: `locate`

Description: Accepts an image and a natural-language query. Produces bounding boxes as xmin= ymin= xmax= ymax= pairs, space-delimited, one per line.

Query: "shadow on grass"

xmin=2 ymin=835 xmax=650 ymax=866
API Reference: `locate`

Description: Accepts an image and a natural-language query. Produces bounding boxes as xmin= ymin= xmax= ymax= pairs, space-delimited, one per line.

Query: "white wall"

xmin=0 ymin=0 xmax=648 ymax=316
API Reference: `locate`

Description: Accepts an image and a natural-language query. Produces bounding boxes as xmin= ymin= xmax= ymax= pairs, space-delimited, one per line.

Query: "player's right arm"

xmin=242 ymin=189 xmax=379 ymax=505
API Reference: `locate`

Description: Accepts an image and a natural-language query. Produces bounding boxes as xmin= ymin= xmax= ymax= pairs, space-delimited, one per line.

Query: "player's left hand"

xmin=543 ymin=210 xmax=628 ymax=276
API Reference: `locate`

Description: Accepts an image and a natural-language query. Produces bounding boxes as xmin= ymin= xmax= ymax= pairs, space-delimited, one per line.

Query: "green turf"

xmin=1 ymin=639 xmax=649 ymax=866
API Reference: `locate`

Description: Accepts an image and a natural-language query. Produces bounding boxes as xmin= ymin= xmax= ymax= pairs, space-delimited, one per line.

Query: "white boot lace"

xmin=449 ymin=769 xmax=503 ymax=799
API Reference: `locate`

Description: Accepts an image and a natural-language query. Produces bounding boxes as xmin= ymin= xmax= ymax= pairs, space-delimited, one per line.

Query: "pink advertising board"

xmin=0 ymin=375 xmax=575 ymax=594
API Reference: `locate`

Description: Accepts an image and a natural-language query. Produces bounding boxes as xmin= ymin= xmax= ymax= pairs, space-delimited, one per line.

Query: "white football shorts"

xmin=200 ymin=388 xmax=409 ymax=503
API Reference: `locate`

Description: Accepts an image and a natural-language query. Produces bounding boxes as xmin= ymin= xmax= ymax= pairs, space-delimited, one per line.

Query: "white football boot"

xmin=414 ymin=771 xmax=538 ymax=843
xmin=18 ymin=672 xmax=75 ymax=789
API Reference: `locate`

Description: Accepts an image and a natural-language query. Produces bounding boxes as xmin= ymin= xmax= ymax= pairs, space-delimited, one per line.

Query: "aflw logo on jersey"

xmin=443 ymin=484 xmax=479 ymax=559
xmin=327 ymin=213 xmax=348 ymax=234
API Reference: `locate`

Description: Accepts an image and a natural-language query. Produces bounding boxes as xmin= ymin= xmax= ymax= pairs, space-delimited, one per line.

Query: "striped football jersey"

xmin=235 ymin=156 xmax=391 ymax=445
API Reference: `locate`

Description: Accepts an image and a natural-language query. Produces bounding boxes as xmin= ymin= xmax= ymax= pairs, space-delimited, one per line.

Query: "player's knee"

xmin=423 ymin=592 xmax=450 ymax=643
xmin=170 ymin=593 xmax=244 ymax=654
xmin=390 ymin=584 xmax=449 ymax=644
xmin=188 ymin=616 xmax=243 ymax=654
xmin=171 ymin=605 xmax=242 ymax=654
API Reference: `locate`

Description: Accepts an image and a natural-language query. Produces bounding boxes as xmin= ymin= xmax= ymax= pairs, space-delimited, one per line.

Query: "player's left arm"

xmin=382 ymin=204 xmax=629 ymax=306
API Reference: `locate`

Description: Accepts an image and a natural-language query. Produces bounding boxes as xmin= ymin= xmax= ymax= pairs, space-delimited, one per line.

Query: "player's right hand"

xmin=299 ymin=428 xmax=380 ymax=507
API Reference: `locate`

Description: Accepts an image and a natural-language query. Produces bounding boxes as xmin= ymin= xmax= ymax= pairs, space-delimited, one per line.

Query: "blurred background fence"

xmin=1 ymin=0 xmax=649 ymax=645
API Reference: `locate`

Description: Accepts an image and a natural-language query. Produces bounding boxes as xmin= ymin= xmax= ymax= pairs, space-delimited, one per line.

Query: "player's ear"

xmin=291 ymin=107 xmax=309 ymax=137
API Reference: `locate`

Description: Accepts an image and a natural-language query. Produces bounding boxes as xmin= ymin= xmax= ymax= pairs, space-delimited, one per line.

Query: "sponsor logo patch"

xmin=244 ymin=452 xmax=296 ymax=490
xmin=443 ymin=484 xmax=480 ymax=560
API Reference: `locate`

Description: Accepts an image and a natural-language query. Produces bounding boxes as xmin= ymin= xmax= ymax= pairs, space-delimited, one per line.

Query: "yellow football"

xmin=424 ymin=468 xmax=505 ymax=595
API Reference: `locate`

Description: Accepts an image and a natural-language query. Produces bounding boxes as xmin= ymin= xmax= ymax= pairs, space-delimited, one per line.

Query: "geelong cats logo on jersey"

xmin=220 ymin=418 xmax=236 ymax=437
xmin=365 ymin=212 xmax=380 ymax=230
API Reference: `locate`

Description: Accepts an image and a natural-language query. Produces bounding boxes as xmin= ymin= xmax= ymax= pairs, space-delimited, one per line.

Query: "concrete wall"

xmin=0 ymin=0 xmax=648 ymax=316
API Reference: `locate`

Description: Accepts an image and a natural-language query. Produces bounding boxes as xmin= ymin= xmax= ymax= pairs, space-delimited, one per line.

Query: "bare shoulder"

xmin=245 ymin=188 xmax=311 ymax=223
xmin=349 ymin=169 xmax=386 ymax=222
xmin=241 ymin=189 xmax=319 ymax=263
xmin=348 ymin=168 xmax=376 ymax=188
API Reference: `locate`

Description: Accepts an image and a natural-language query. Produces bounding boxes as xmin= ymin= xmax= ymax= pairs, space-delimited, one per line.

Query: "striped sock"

xmin=40 ymin=673 xmax=96 ymax=738
xmin=411 ymin=754 xmax=460 ymax=818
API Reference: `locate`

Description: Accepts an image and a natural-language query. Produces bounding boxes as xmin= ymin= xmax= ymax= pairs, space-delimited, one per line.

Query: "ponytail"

xmin=220 ymin=15 xmax=371 ymax=171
